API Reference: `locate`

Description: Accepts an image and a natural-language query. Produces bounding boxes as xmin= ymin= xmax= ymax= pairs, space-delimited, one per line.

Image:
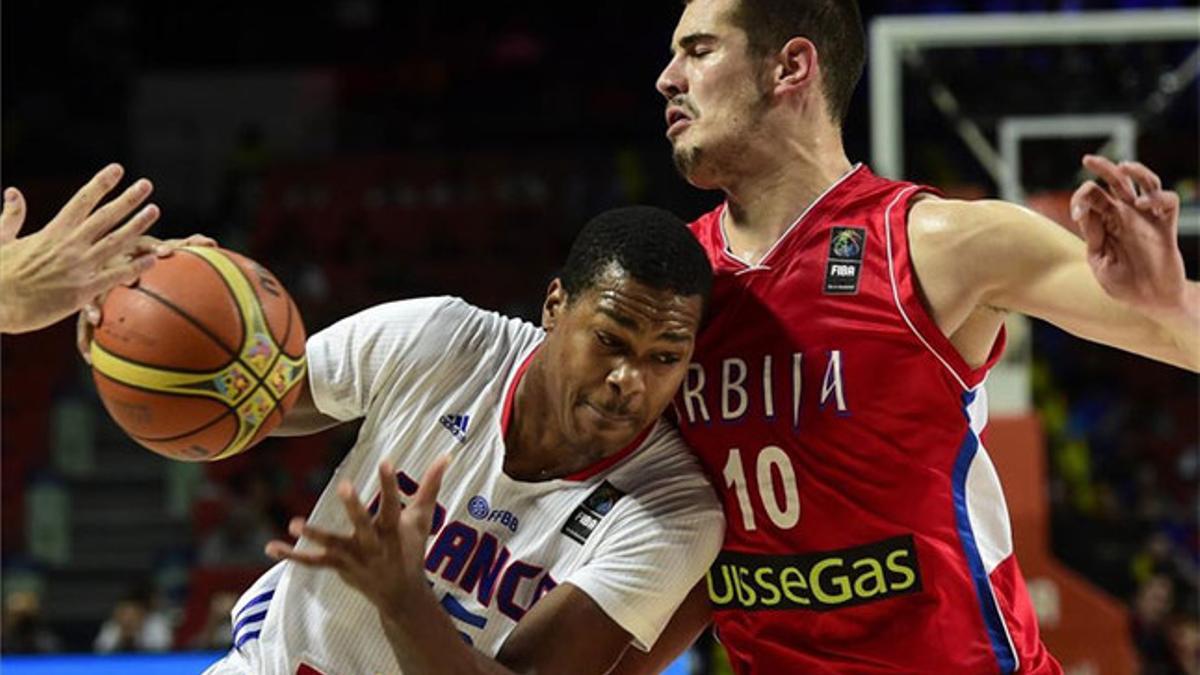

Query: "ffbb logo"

xmin=706 ymin=535 xmax=921 ymax=612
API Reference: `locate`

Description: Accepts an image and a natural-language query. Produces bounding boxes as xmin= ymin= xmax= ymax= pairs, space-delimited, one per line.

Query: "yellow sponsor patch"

xmin=707 ymin=535 xmax=921 ymax=611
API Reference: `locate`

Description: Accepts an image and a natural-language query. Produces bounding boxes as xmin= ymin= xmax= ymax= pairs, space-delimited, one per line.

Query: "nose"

xmin=656 ymin=53 xmax=685 ymax=100
xmin=606 ymin=360 xmax=646 ymax=402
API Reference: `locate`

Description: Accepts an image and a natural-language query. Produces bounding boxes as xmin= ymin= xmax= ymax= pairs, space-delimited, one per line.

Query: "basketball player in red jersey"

xmin=615 ymin=0 xmax=1200 ymax=673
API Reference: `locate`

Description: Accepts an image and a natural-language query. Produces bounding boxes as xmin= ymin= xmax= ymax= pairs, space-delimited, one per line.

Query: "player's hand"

xmin=75 ymin=233 xmax=218 ymax=364
xmin=266 ymin=456 xmax=451 ymax=615
xmin=1070 ymin=155 xmax=1187 ymax=314
xmin=0 ymin=164 xmax=161 ymax=334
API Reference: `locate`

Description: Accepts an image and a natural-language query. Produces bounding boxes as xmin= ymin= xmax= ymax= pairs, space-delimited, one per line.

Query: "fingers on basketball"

xmin=89 ymin=205 xmax=161 ymax=266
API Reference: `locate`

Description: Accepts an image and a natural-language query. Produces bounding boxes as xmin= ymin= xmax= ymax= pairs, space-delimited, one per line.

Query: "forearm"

xmin=378 ymin=586 xmax=517 ymax=675
xmin=269 ymin=380 xmax=345 ymax=437
xmin=609 ymin=580 xmax=712 ymax=675
xmin=956 ymin=202 xmax=1200 ymax=373
xmin=1148 ymin=280 xmax=1200 ymax=372
xmin=269 ymin=410 xmax=342 ymax=437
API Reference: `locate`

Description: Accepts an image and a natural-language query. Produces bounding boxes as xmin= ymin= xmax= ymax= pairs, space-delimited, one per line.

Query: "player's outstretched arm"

xmin=0 ymin=164 xmax=161 ymax=334
xmin=267 ymin=458 xmax=638 ymax=675
xmin=908 ymin=159 xmax=1199 ymax=372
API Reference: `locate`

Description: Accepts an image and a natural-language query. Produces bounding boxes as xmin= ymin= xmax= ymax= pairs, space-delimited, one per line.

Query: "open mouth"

xmin=666 ymin=107 xmax=692 ymax=136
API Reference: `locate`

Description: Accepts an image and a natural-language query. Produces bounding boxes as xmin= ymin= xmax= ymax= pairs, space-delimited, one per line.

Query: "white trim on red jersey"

xmin=719 ymin=163 xmax=867 ymax=271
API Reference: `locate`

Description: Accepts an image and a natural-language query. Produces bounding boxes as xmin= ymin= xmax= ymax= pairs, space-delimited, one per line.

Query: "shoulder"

xmin=611 ymin=423 xmax=723 ymax=526
xmin=308 ymin=296 xmax=541 ymax=394
xmin=341 ymin=295 xmax=477 ymax=328
xmin=686 ymin=204 xmax=726 ymax=256
xmin=317 ymin=296 xmax=470 ymax=338
xmin=909 ymin=196 xmax=1070 ymax=274
xmin=687 ymin=203 xmax=723 ymax=231
xmin=330 ymin=296 xmax=537 ymax=349
xmin=909 ymin=197 xmax=1046 ymax=246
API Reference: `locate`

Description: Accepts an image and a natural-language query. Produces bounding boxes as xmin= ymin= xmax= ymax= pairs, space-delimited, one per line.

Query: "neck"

xmin=720 ymin=133 xmax=852 ymax=265
xmin=504 ymin=353 xmax=594 ymax=481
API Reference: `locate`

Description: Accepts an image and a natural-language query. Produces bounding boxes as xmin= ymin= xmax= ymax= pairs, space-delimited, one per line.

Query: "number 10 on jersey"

xmin=723 ymin=446 xmax=801 ymax=531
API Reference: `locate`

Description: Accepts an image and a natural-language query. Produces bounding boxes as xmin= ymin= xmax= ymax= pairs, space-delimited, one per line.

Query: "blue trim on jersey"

xmin=233 ymin=590 xmax=274 ymax=621
xmin=441 ymin=592 xmax=488 ymax=629
xmin=233 ymin=610 xmax=268 ymax=637
xmin=953 ymin=390 xmax=1017 ymax=673
xmin=234 ymin=630 xmax=261 ymax=650
xmin=231 ymin=589 xmax=274 ymax=650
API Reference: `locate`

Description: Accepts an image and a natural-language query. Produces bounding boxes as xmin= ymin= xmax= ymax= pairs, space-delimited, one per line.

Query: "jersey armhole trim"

xmin=883 ymin=186 xmax=1003 ymax=391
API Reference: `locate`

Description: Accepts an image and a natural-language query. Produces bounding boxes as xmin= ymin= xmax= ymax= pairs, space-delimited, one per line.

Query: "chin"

xmin=673 ymin=144 xmax=701 ymax=178
xmin=674 ymin=146 xmax=722 ymax=190
xmin=575 ymin=408 xmax=639 ymax=450
xmin=588 ymin=420 xmax=636 ymax=443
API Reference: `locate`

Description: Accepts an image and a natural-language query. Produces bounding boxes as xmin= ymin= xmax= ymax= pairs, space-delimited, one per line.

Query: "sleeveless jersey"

xmin=206 ymin=297 xmax=723 ymax=675
xmin=676 ymin=165 xmax=1060 ymax=673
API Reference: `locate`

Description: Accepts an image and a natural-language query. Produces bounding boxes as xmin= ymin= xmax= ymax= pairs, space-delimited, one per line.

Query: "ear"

xmin=773 ymin=37 xmax=818 ymax=97
xmin=542 ymin=278 xmax=568 ymax=332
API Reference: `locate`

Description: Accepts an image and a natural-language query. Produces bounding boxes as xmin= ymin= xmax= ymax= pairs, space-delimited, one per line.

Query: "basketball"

xmin=89 ymin=246 xmax=307 ymax=462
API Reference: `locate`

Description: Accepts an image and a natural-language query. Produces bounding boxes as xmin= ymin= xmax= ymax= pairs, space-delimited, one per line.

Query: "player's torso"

xmin=234 ymin=325 xmax=601 ymax=674
xmin=677 ymin=166 xmax=1039 ymax=673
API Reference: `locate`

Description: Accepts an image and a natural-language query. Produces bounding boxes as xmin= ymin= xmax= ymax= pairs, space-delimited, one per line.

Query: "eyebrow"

xmin=598 ymin=308 xmax=694 ymax=343
xmin=598 ymin=307 xmax=638 ymax=330
xmin=673 ymin=33 xmax=718 ymax=53
xmin=655 ymin=331 xmax=694 ymax=344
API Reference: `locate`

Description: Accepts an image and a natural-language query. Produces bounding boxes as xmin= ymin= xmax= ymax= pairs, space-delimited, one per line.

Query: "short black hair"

xmin=721 ymin=0 xmax=865 ymax=126
xmin=560 ymin=206 xmax=713 ymax=308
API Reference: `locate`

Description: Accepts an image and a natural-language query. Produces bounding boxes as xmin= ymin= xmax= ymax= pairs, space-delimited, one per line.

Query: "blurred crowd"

xmin=1035 ymin=325 xmax=1200 ymax=673
xmin=2 ymin=0 xmax=1197 ymax=671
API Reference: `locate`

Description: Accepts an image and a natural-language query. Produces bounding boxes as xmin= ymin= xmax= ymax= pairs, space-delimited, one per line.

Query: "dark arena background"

xmin=1 ymin=1 xmax=1197 ymax=673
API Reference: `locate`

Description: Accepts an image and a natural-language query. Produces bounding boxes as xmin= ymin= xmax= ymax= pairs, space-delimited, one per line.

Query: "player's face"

xmin=657 ymin=0 xmax=772 ymax=187
xmin=542 ymin=267 xmax=702 ymax=457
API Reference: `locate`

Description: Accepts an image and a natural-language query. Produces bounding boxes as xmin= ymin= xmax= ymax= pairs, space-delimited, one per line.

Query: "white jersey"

xmin=206 ymin=297 xmax=724 ymax=675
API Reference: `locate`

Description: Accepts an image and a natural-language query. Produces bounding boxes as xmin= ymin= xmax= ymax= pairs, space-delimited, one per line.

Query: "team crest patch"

xmin=824 ymin=226 xmax=867 ymax=295
xmin=561 ymin=481 xmax=625 ymax=545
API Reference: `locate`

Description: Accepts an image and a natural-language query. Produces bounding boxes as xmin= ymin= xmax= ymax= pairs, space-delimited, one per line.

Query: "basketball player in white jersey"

xmin=199 ymin=206 xmax=725 ymax=674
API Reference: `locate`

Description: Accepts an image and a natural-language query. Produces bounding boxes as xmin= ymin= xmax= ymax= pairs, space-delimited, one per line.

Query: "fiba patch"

xmin=562 ymin=481 xmax=625 ymax=544
xmin=824 ymin=226 xmax=867 ymax=295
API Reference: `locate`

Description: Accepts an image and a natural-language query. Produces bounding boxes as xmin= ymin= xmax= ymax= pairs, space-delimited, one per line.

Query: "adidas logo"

xmin=439 ymin=413 xmax=470 ymax=443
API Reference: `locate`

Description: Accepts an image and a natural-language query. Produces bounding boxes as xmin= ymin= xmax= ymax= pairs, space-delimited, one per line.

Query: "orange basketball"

xmin=90 ymin=246 xmax=307 ymax=461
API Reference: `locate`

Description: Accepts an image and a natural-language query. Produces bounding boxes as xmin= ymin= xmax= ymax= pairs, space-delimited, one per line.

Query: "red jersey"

xmin=675 ymin=165 xmax=1060 ymax=674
